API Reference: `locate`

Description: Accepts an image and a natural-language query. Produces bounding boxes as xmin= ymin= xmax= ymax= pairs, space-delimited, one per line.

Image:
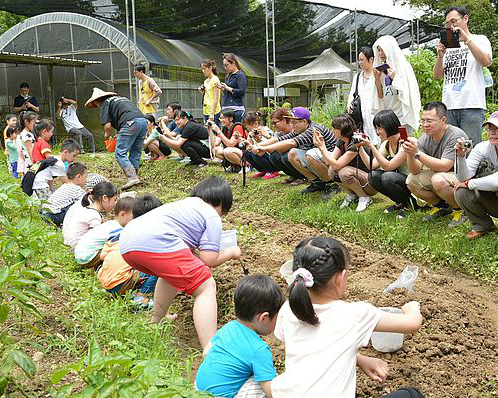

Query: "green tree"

xmin=0 ymin=11 xmax=25 ymax=35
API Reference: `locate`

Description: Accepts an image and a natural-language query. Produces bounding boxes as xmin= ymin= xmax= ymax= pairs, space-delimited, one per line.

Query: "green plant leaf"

xmin=0 ymin=305 xmax=8 ymax=323
xmin=23 ymin=288 xmax=51 ymax=303
xmin=0 ymin=353 xmax=14 ymax=376
xmin=87 ymin=338 xmax=102 ymax=366
xmin=0 ymin=266 xmax=9 ymax=284
xmin=51 ymin=367 xmax=74 ymax=385
xmin=0 ymin=377 xmax=8 ymax=395
xmin=9 ymin=350 xmax=36 ymax=377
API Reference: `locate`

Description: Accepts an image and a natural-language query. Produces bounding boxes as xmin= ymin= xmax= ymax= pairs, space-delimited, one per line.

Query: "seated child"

xmin=74 ymin=196 xmax=134 ymax=268
xmin=5 ymin=127 xmax=19 ymax=178
xmin=119 ymin=176 xmax=242 ymax=350
xmin=31 ymin=138 xmax=80 ymax=201
xmin=62 ymin=181 xmax=118 ymax=249
xmin=32 ymin=119 xmax=54 ymax=163
xmin=98 ymin=195 xmax=162 ymax=306
xmin=270 ymin=237 xmax=423 ymax=398
xmin=44 ymin=162 xmax=87 ymax=226
xmin=196 ymin=274 xmax=285 ymax=398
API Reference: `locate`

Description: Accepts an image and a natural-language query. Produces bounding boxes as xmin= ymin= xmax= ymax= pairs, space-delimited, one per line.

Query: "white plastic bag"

xmin=383 ymin=265 xmax=419 ymax=293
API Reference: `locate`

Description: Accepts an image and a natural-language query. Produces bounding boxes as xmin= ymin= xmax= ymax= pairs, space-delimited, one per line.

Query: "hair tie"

xmin=293 ymin=268 xmax=314 ymax=287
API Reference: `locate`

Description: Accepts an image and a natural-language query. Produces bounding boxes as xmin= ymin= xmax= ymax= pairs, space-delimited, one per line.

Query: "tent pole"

xmin=272 ymin=0 xmax=277 ymax=105
xmin=125 ymin=0 xmax=133 ymax=100
xmin=265 ymin=0 xmax=270 ymax=109
xmin=349 ymin=12 xmax=352 ymax=66
xmin=132 ymin=0 xmax=139 ymax=105
xmin=47 ymin=65 xmax=56 ymax=143
xmin=354 ymin=9 xmax=358 ymax=72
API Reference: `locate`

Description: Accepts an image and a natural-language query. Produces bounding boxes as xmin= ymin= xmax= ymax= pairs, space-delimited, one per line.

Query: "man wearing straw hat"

xmin=85 ymin=88 xmax=147 ymax=189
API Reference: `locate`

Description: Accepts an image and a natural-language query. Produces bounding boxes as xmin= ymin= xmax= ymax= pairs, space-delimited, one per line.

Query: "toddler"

xmin=5 ymin=127 xmax=19 ymax=178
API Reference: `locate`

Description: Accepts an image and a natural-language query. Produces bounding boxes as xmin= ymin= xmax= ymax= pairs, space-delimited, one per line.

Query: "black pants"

xmin=379 ymin=387 xmax=424 ymax=398
xmin=43 ymin=204 xmax=72 ymax=227
xmin=180 ymin=140 xmax=210 ymax=165
xmin=158 ymin=141 xmax=172 ymax=156
xmin=245 ymin=151 xmax=276 ymax=172
xmin=269 ymin=151 xmax=305 ymax=180
xmin=369 ymin=170 xmax=411 ymax=206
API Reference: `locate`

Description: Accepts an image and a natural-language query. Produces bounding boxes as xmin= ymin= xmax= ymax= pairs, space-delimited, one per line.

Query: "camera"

xmin=239 ymin=141 xmax=247 ymax=151
xmin=206 ymin=120 xmax=213 ymax=128
xmin=351 ymin=133 xmax=366 ymax=145
xmin=461 ymin=139 xmax=473 ymax=149
xmin=251 ymin=129 xmax=260 ymax=136
xmin=59 ymin=96 xmax=65 ymax=104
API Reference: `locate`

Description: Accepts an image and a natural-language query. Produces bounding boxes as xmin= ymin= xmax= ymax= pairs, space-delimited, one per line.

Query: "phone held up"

xmin=440 ymin=28 xmax=460 ymax=49
xmin=375 ymin=64 xmax=390 ymax=74
xmin=398 ymin=126 xmax=408 ymax=141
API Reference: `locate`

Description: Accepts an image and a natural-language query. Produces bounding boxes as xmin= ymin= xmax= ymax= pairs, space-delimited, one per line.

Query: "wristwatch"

xmin=414 ymin=152 xmax=422 ymax=160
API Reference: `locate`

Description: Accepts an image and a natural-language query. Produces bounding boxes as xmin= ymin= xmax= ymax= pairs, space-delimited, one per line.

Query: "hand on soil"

xmin=402 ymin=301 xmax=421 ymax=314
xmin=359 ymin=356 xmax=389 ymax=383
xmin=231 ymin=246 xmax=242 ymax=260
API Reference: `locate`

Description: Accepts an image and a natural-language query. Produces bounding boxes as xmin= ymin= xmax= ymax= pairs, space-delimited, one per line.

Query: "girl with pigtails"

xmin=271 ymin=237 xmax=424 ymax=398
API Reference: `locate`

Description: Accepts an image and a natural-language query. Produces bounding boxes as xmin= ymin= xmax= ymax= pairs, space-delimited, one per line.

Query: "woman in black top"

xmin=218 ymin=53 xmax=247 ymax=123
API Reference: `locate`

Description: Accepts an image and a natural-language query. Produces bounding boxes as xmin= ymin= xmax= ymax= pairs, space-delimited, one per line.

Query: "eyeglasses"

xmin=271 ymin=119 xmax=282 ymax=124
xmin=445 ymin=17 xmax=463 ymax=26
xmin=421 ymin=118 xmax=440 ymax=125
xmin=289 ymin=119 xmax=304 ymax=124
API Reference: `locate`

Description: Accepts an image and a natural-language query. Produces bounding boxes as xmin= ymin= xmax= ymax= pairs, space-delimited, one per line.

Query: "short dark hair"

xmin=145 ymin=114 xmax=156 ymax=124
xmin=332 ymin=114 xmax=357 ymax=139
xmin=190 ymin=176 xmax=233 ymax=216
xmin=20 ymin=82 xmax=29 ymax=89
xmin=66 ymin=162 xmax=87 ymax=180
xmin=166 ymin=102 xmax=181 ymax=111
xmin=115 ymin=196 xmax=136 ymax=215
xmin=6 ymin=127 xmax=16 ymax=138
xmin=132 ymin=194 xmax=162 ymax=218
xmin=359 ymin=46 xmax=374 ymax=60
xmin=373 ymin=110 xmax=401 ymax=137
xmin=5 ymin=114 xmax=17 ymax=122
xmin=244 ymin=111 xmax=262 ymax=125
xmin=61 ymin=138 xmax=81 ymax=153
xmin=134 ymin=64 xmax=146 ymax=73
xmin=444 ymin=6 xmax=468 ymax=18
xmin=423 ymin=101 xmax=447 ymax=118
xmin=234 ymin=275 xmax=285 ymax=322
xmin=221 ymin=109 xmax=236 ymax=124
xmin=174 ymin=109 xmax=189 ymax=119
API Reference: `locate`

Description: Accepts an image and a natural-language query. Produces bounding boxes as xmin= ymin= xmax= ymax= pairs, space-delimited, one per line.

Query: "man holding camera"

xmin=403 ymin=102 xmax=468 ymax=227
xmin=13 ymin=83 xmax=40 ymax=113
xmin=57 ymin=97 xmax=95 ymax=154
xmin=433 ymin=6 xmax=492 ymax=145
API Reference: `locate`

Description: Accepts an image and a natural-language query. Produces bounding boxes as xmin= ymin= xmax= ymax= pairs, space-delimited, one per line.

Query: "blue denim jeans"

xmin=233 ymin=110 xmax=245 ymax=123
xmin=107 ymin=272 xmax=158 ymax=294
xmin=445 ymin=108 xmax=485 ymax=145
xmin=203 ymin=112 xmax=221 ymax=128
xmin=115 ymin=118 xmax=148 ymax=172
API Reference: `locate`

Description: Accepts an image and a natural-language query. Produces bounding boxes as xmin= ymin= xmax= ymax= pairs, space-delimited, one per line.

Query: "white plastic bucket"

xmin=220 ymin=230 xmax=237 ymax=250
xmin=371 ymin=307 xmax=404 ymax=353
xmin=280 ymin=259 xmax=294 ymax=285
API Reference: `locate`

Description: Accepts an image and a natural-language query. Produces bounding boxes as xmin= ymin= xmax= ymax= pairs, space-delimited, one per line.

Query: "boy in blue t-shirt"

xmin=196 ymin=275 xmax=285 ymax=398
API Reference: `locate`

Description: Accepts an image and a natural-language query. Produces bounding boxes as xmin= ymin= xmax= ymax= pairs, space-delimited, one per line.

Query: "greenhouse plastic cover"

xmin=0 ymin=0 xmax=440 ymax=70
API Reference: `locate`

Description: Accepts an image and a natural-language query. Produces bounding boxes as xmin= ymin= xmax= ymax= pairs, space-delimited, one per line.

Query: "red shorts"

xmin=122 ymin=248 xmax=212 ymax=295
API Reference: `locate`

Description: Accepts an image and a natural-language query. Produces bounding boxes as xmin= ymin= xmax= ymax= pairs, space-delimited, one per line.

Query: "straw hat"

xmin=85 ymin=87 xmax=117 ymax=108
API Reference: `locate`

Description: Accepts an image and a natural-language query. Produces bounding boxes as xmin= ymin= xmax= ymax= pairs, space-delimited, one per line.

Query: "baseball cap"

xmin=482 ymin=111 xmax=498 ymax=128
xmin=287 ymin=107 xmax=311 ymax=122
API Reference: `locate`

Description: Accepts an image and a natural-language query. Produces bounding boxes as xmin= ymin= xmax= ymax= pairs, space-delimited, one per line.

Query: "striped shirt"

xmin=46 ymin=183 xmax=86 ymax=214
xmin=277 ymin=122 xmax=336 ymax=151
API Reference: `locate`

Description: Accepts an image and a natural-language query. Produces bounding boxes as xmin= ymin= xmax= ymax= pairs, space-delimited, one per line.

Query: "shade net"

xmin=0 ymin=0 xmax=440 ymax=70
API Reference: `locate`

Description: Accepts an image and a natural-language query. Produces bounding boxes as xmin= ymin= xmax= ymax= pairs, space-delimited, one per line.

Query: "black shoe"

xmin=301 ymin=180 xmax=326 ymax=195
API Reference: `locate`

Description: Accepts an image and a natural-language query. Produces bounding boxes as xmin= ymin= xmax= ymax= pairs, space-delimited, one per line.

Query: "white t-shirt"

xmin=60 ymin=105 xmax=84 ymax=131
xmin=442 ymin=34 xmax=492 ymax=110
xmin=380 ymin=77 xmax=404 ymax=127
xmin=74 ymin=220 xmax=122 ymax=264
xmin=62 ymin=198 xmax=102 ymax=249
xmin=271 ymin=300 xmax=381 ymax=398
xmin=32 ymin=158 xmax=66 ymax=190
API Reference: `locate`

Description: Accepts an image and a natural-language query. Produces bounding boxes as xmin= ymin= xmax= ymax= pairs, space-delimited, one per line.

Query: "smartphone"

xmin=440 ymin=28 xmax=460 ymax=49
xmin=375 ymin=64 xmax=390 ymax=74
xmin=398 ymin=126 xmax=408 ymax=141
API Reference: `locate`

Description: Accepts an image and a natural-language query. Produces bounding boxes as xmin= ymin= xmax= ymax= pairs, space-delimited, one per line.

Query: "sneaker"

xmin=195 ymin=163 xmax=208 ymax=170
xmin=282 ymin=177 xmax=297 ymax=184
xmin=340 ymin=193 xmax=358 ymax=209
xmin=143 ymin=153 xmax=152 ymax=160
xmin=170 ymin=155 xmax=184 ymax=161
xmin=179 ymin=157 xmax=191 ymax=164
xmin=397 ymin=208 xmax=409 ymax=219
xmin=301 ymin=180 xmax=326 ymax=195
xmin=467 ymin=229 xmax=493 ymax=240
xmin=356 ymin=196 xmax=373 ymax=212
xmin=262 ymin=171 xmax=280 ymax=179
xmin=422 ymin=206 xmax=452 ymax=222
xmin=447 ymin=210 xmax=468 ymax=228
xmin=252 ymin=171 xmax=267 ymax=178
xmin=384 ymin=204 xmax=402 ymax=214
xmin=238 ymin=166 xmax=250 ymax=175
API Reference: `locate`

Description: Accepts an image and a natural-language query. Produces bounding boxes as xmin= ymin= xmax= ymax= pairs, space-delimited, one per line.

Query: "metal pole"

xmin=132 ymin=0 xmax=139 ymax=104
xmin=271 ymin=0 xmax=277 ymax=105
xmin=354 ymin=9 xmax=358 ymax=72
xmin=125 ymin=0 xmax=133 ymax=100
xmin=47 ymin=65 xmax=56 ymax=142
xmin=265 ymin=0 xmax=270 ymax=108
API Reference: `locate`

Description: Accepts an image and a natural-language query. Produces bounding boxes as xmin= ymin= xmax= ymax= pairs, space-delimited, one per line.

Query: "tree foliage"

xmin=0 ymin=11 xmax=25 ymax=35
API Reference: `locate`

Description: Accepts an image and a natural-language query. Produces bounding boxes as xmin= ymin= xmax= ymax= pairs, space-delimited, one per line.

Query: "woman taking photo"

xmin=199 ymin=59 xmax=221 ymax=127
xmin=356 ymin=110 xmax=417 ymax=218
xmin=218 ymin=53 xmax=247 ymax=123
xmin=347 ymin=46 xmax=380 ymax=145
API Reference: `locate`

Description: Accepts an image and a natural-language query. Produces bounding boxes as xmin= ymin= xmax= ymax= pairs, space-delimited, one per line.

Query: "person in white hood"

xmin=372 ymin=35 xmax=421 ymax=133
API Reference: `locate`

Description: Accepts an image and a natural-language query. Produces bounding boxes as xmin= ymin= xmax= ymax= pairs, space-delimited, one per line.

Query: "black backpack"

xmin=21 ymin=157 xmax=58 ymax=196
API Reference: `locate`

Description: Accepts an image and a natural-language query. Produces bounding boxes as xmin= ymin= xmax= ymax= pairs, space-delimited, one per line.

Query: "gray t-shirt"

xmin=418 ymin=124 xmax=468 ymax=166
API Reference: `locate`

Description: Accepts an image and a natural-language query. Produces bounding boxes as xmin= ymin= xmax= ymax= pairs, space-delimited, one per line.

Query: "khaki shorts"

xmin=406 ymin=170 xmax=458 ymax=192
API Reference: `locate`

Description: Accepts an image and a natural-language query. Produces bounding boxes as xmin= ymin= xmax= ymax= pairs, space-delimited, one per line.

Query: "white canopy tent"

xmin=275 ymin=48 xmax=354 ymax=89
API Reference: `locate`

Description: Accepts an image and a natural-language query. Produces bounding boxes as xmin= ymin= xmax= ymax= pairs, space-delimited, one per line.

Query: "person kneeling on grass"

xmin=119 ymin=176 xmax=242 ymax=350
xmin=98 ymin=195 xmax=161 ymax=308
xmin=314 ymin=114 xmax=378 ymax=212
xmin=196 ymin=275 xmax=285 ymax=398
xmin=74 ymin=196 xmax=135 ymax=269
xmin=453 ymin=112 xmax=498 ymax=240
xmin=43 ymin=162 xmax=87 ymax=226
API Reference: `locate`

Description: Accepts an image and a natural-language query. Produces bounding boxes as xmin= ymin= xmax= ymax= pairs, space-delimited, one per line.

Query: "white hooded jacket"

xmin=372 ymin=35 xmax=421 ymax=131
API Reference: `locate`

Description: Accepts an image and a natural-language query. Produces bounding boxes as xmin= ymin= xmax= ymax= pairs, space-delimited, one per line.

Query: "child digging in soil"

xmin=271 ymin=236 xmax=424 ymax=398
xmin=98 ymin=195 xmax=161 ymax=308
xmin=119 ymin=176 xmax=242 ymax=350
